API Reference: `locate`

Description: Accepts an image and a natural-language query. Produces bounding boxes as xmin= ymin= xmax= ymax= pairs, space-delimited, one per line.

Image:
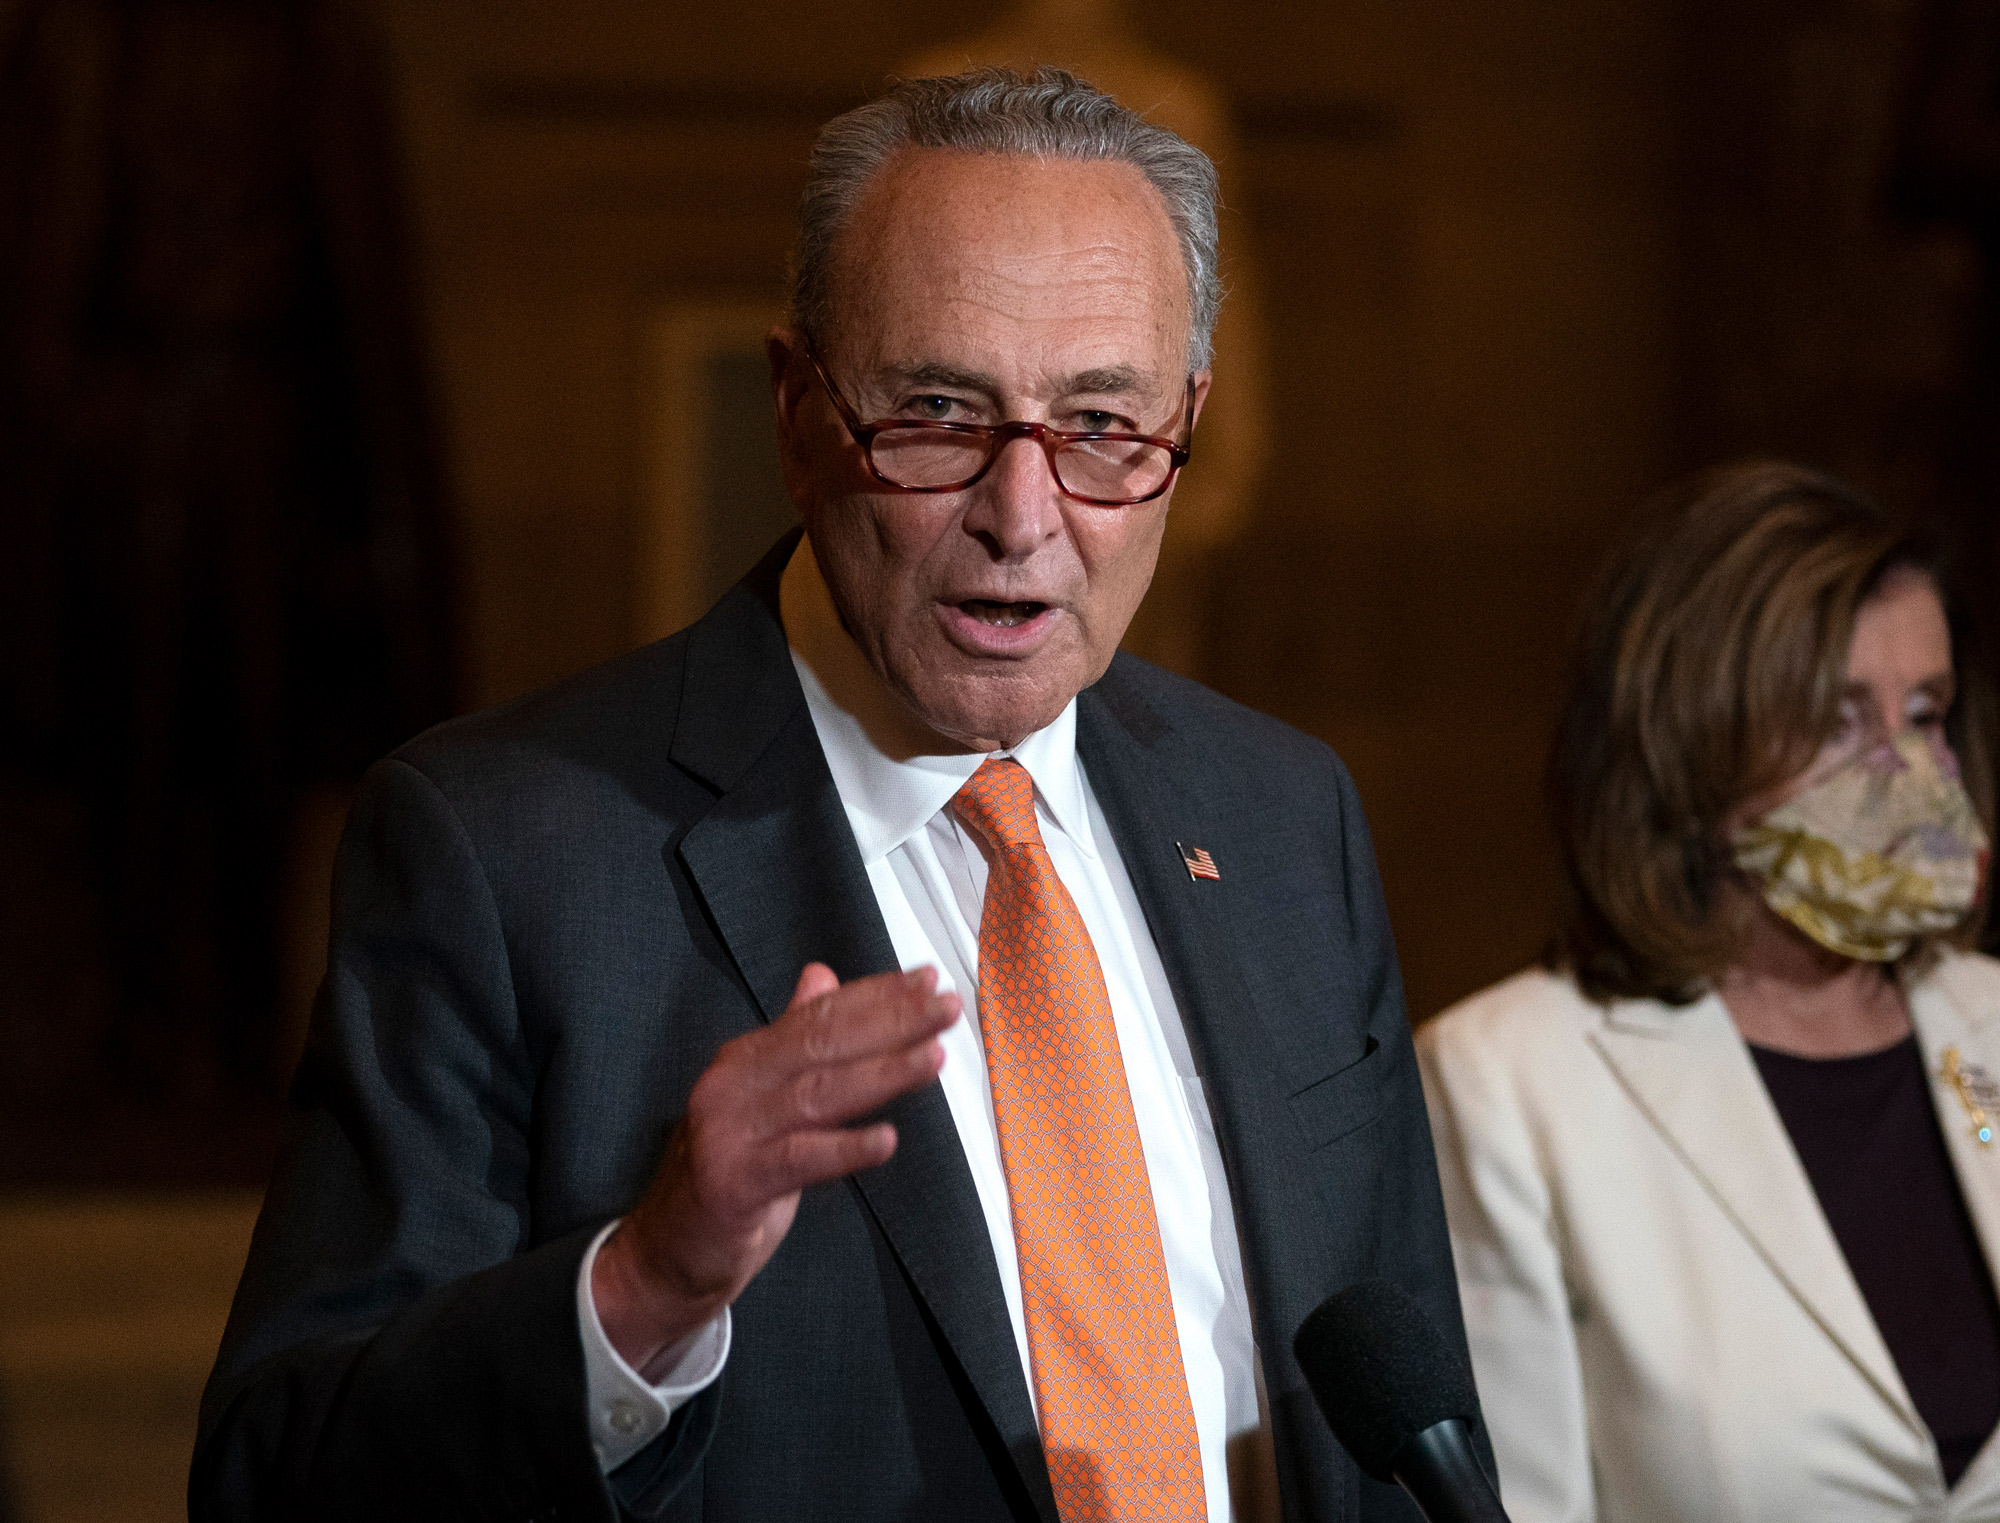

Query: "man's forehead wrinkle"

xmin=843 ymin=254 xmax=1170 ymax=336
xmin=832 ymin=148 xmax=1184 ymax=284
xmin=985 ymin=236 xmax=1149 ymax=272
xmin=966 ymin=249 xmax=1178 ymax=320
xmin=827 ymin=147 xmax=1194 ymax=400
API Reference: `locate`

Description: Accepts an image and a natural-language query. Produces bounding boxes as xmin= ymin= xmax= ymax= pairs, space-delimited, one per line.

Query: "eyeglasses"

xmin=802 ymin=335 xmax=1194 ymax=507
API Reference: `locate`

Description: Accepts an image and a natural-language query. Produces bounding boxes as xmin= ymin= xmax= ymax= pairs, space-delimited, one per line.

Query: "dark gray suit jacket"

xmin=191 ymin=538 xmax=1476 ymax=1522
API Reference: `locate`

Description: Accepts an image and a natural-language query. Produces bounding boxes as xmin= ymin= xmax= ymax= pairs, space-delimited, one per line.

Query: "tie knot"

xmin=952 ymin=757 xmax=1043 ymax=851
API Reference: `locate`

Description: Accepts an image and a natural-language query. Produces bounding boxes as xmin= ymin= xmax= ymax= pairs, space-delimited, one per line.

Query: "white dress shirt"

xmin=578 ymin=548 xmax=1274 ymax=1517
xmin=792 ymin=655 xmax=1267 ymax=1522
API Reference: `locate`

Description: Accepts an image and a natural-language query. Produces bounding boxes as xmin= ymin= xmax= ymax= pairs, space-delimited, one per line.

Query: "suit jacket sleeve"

xmin=189 ymin=757 xmax=717 ymax=1522
xmin=1417 ymin=998 xmax=1594 ymax=1523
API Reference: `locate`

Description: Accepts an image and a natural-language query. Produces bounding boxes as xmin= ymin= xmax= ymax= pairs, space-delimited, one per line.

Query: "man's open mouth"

xmin=960 ymin=599 xmax=1047 ymax=628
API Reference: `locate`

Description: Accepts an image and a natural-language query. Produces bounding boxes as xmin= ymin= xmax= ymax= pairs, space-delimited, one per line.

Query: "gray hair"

xmin=792 ymin=66 xmax=1222 ymax=371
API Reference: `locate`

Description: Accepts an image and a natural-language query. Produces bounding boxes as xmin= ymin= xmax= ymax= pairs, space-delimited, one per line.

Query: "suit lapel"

xmin=1910 ymin=961 xmax=2000 ymax=1493
xmin=1588 ymin=996 xmax=1918 ymax=1426
xmin=1080 ymin=669 xmax=1374 ymax=1521
xmin=670 ymin=563 xmax=1057 ymax=1523
xmin=1075 ymin=679 xmax=1320 ymax=1185
xmin=1075 ymin=675 xmax=1347 ymax=1315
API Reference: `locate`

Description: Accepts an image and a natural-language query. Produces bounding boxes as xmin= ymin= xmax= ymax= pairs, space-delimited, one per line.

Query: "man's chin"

xmin=897 ymin=667 xmax=1078 ymax=754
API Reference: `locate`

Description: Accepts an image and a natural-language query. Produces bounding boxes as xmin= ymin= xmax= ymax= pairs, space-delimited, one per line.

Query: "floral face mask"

xmin=1731 ymin=730 xmax=1990 ymax=961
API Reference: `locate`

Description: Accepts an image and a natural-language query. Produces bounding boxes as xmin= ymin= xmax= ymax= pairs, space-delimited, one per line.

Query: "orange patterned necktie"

xmin=952 ymin=757 xmax=1205 ymax=1522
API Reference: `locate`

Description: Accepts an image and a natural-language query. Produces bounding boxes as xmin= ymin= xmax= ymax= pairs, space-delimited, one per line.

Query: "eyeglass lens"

xmin=870 ymin=428 xmax=1176 ymax=501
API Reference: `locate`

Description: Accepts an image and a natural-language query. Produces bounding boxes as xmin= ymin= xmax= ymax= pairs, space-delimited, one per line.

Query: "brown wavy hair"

xmin=1549 ymin=460 xmax=1995 ymax=1004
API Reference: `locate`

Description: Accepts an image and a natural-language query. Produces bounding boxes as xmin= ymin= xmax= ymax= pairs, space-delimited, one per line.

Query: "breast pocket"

xmin=1287 ymin=1035 xmax=1383 ymax=1150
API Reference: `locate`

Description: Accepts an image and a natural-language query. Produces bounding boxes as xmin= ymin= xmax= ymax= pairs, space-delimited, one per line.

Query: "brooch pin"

xmin=1177 ymin=842 xmax=1220 ymax=882
xmin=1940 ymin=1047 xmax=1999 ymax=1146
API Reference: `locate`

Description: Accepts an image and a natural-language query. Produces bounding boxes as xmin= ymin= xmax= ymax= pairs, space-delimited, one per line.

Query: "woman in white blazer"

xmin=1420 ymin=461 xmax=2000 ymax=1522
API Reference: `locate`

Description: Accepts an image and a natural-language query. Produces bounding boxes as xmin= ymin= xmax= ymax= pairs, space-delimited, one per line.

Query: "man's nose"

xmin=963 ymin=430 xmax=1065 ymax=556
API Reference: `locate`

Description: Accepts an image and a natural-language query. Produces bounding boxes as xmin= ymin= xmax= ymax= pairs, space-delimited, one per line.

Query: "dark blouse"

xmin=1752 ymin=1036 xmax=2000 ymax=1486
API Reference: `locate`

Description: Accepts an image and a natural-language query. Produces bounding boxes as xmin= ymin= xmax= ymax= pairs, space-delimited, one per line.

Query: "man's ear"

xmin=1187 ymin=369 xmax=1213 ymax=435
xmin=768 ymin=326 xmax=816 ymax=514
xmin=768 ymin=327 xmax=813 ymax=440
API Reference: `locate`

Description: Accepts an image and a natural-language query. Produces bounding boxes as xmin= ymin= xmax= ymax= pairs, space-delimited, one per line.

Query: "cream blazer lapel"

xmin=1587 ymin=992 xmax=1921 ymax=1432
xmin=1911 ymin=960 xmax=2000 ymax=1503
xmin=1913 ymin=962 xmax=2000 ymax=1277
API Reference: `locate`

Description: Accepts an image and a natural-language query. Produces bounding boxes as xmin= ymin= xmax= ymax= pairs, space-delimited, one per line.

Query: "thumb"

xmin=789 ymin=961 xmax=840 ymax=1009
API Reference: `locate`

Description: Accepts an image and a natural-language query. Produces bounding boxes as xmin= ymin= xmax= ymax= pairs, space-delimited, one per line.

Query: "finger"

xmin=747 ymin=1122 xmax=901 ymax=1200
xmin=699 ymin=972 xmax=953 ymax=1141
xmin=687 ymin=978 xmax=951 ymax=1146
xmin=780 ymin=968 xmax=958 ymax=1070
xmin=784 ymin=965 xmax=938 ymax=1025
xmin=780 ymin=1035 xmax=946 ymax=1133
xmin=789 ymin=960 xmax=840 ymax=1008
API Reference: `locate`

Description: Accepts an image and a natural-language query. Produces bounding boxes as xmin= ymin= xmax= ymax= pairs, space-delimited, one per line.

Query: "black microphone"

xmin=1293 ymin=1279 xmax=1511 ymax=1523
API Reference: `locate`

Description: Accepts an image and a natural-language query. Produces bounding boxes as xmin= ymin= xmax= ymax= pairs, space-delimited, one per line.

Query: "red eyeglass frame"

xmin=801 ymin=334 xmax=1195 ymax=507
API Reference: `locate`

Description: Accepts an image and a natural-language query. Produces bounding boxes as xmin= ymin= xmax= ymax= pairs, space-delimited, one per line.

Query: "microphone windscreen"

xmin=1292 ymin=1278 xmax=1480 ymax=1482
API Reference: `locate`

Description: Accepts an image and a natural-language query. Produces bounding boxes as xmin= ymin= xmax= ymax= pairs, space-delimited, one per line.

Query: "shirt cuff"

xmin=576 ymin=1219 xmax=732 ymax=1473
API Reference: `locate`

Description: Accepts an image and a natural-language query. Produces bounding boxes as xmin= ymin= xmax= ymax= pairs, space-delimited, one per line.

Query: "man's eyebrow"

xmin=875 ymin=362 xmax=1156 ymax=395
xmin=1064 ymin=365 xmax=1148 ymax=395
xmin=883 ymin=361 xmax=996 ymax=392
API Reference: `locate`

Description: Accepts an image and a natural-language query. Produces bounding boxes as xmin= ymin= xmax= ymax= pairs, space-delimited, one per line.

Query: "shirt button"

xmin=607 ymin=1399 xmax=645 ymax=1436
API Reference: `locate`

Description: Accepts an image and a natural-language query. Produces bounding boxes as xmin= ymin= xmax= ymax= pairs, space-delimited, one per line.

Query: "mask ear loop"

xmin=1941 ymin=1047 xmax=1996 ymax=1147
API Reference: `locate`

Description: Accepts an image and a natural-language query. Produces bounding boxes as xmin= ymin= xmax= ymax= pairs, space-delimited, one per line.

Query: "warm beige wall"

xmin=368 ymin=0 xmax=1683 ymax=1021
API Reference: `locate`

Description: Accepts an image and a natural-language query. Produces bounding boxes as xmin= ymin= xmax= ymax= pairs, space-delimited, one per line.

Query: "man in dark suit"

xmin=193 ymin=67 xmax=1474 ymax=1522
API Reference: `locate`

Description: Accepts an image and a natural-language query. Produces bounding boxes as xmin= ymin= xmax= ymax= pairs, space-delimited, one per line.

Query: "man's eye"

xmin=908 ymin=395 xmax=957 ymax=422
xmin=1075 ymin=411 xmax=1122 ymax=433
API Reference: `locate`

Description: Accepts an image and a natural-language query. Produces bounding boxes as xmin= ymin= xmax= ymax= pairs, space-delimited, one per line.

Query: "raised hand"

xmin=592 ymin=963 xmax=958 ymax=1377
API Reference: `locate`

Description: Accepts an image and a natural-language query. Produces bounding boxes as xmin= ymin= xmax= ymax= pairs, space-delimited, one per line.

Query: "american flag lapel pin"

xmin=1177 ymin=841 xmax=1220 ymax=882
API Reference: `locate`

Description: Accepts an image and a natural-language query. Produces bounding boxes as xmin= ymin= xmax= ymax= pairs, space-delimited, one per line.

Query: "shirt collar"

xmin=781 ymin=540 xmax=1093 ymax=865
xmin=791 ymin=654 xmax=1092 ymax=866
